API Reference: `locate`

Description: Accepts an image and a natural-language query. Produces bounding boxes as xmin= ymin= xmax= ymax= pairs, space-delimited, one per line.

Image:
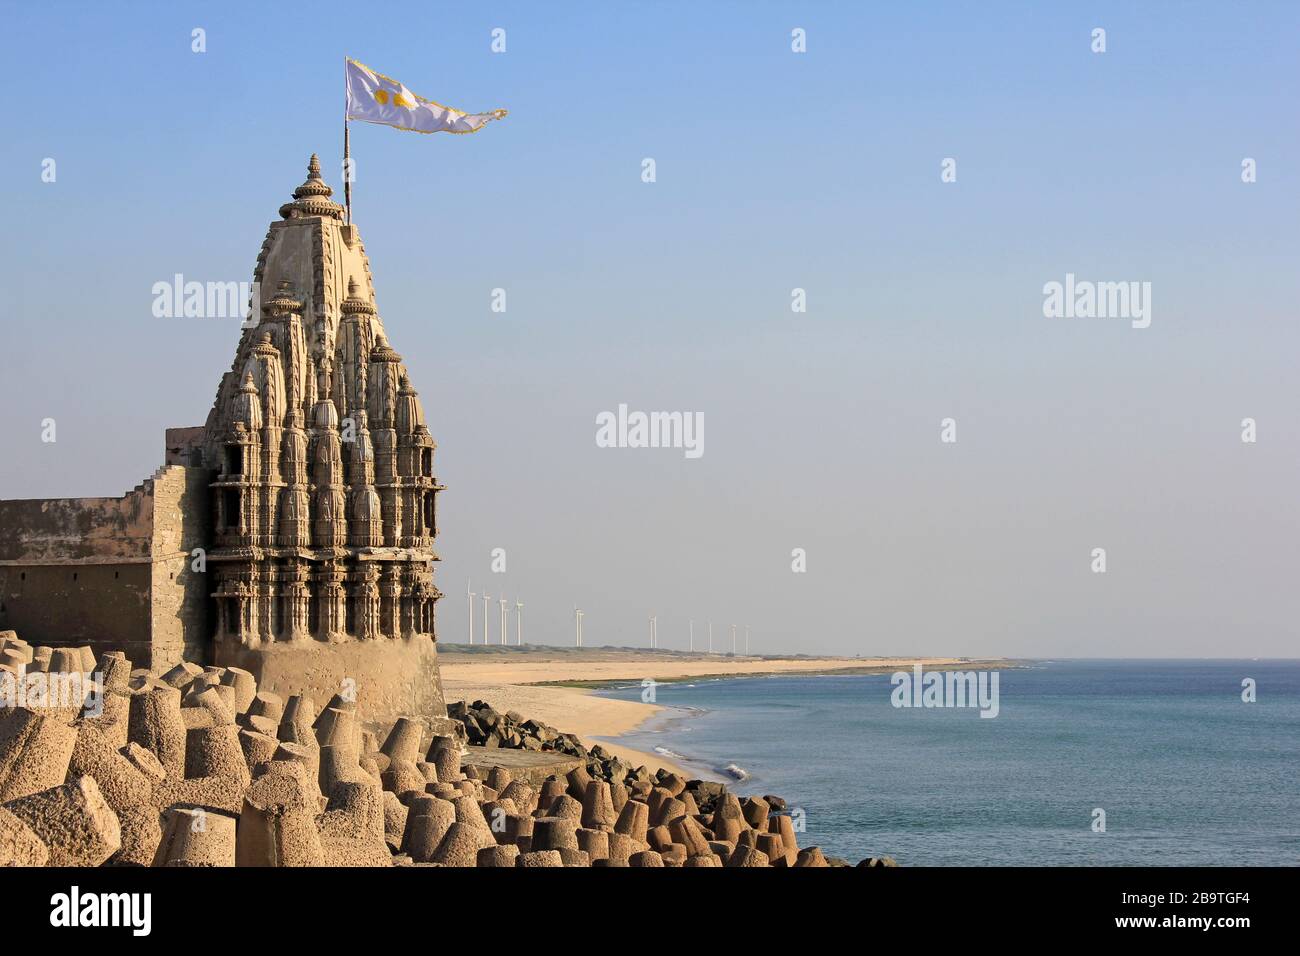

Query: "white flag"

xmin=345 ymin=59 xmax=506 ymax=135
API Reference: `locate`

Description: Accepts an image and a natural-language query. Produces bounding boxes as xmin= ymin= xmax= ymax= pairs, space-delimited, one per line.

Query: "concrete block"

xmin=426 ymin=736 xmax=460 ymax=783
xmin=548 ymin=793 xmax=583 ymax=825
xmin=530 ymin=816 xmax=578 ymax=852
xmin=319 ymin=779 xmax=391 ymax=867
xmin=661 ymin=843 xmax=687 ymax=866
xmin=565 ymin=765 xmax=592 ymax=800
xmin=557 ymin=847 xmax=590 ymax=867
xmin=380 ymin=758 xmax=425 ymax=796
xmin=576 ymin=827 xmax=609 ymax=861
xmin=238 ymin=729 xmax=279 ymax=773
xmin=614 ymin=798 xmax=649 ymax=843
xmin=711 ymin=793 xmax=745 ymax=843
xmin=581 ymin=779 xmax=616 ymax=830
xmin=278 ymin=694 xmax=316 ymax=744
xmin=742 ymin=795 xmax=770 ymax=830
xmin=684 ymin=853 xmax=720 ymax=867
xmin=247 ymin=692 xmax=284 ymax=722
xmin=0 ymin=707 xmax=77 ymax=802
xmin=219 ymin=667 xmax=257 ymax=713
xmin=121 ymin=742 xmax=167 ymax=787
xmin=770 ymin=813 xmax=799 ymax=863
xmin=669 ymin=815 xmax=712 ymax=858
xmin=431 ymin=820 xmax=496 ymax=867
xmin=127 ymin=686 xmax=186 ymax=779
xmin=652 ymin=796 xmax=686 ymax=828
xmin=0 ymin=806 xmax=48 ymax=866
xmin=153 ymin=806 xmax=235 ymax=866
xmin=500 ymin=780 xmax=537 ymax=815
xmin=609 ymin=781 xmax=629 ymax=814
xmin=516 ymin=849 xmax=563 ymax=867
xmin=160 ymin=661 xmax=203 ymax=691
xmin=477 ymin=843 xmax=519 ymax=867
xmin=402 ymin=797 xmax=455 ymax=862
xmin=647 ymin=824 xmax=673 ymax=852
xmin=236 ymin=766 xmax=324 ymax=866
xmin=607 ymin=831 xmax=637 ymax=866
xmin=4 ymin=775 xmax=121 ymax=866
xmin=382 ymin=790 xmax=407 ymax=850
xmin=380 ymin=716 xmax=423 ymax=764
xmin=793 ymin=846 xmax=829 ymax=868
xmin=726 ymin=845 xmax=770 ymax=868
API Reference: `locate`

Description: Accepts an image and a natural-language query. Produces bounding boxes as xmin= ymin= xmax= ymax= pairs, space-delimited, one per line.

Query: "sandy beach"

xmin=440 ymin=647 xmax=998 ymax=777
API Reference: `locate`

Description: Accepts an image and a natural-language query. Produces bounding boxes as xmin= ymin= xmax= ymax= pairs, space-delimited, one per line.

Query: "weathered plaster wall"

xmin=0 ymin=484 xmax=157 ymax=662
xmin=0 ymin=490 xmax=154 ymax=563
xmin=0 ymin=463 xmax=213 ymax=670
xmin=0 ymin=562 xmax=153 ymax=663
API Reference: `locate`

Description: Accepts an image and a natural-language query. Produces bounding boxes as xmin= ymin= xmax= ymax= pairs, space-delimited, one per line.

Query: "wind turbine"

xmin=467 ymin=581 xmax=476 ymax=645
xmin=730 ymin=624 xmax=737 ymax=654
xmin=744 ymin=624 xmax=750 ymax=654
xmin=708 ymin=620 xmax=713 ymax=653
xmin=648 ymin=615 xmax=657 ymax=649
xmin=515 ymin=599 xmax=523 ymax=646
xmin=481 ymin=592 xmax=490 ymax=646
xmin=688 ymin=619 xmax=694 ymax=652
xmin=574 ymin=607 xmax=584 ymax=647
xmin=498 ymin=594 xmax=509 ymax=645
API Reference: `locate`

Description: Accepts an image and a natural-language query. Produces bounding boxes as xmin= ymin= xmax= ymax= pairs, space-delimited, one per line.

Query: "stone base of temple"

xmin=214 ymin=633 xmax=449 ymax=732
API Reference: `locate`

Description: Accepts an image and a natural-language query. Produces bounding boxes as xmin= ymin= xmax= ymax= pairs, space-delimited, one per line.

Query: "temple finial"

xmin=282 ymin=152 xmax=342 ymax=219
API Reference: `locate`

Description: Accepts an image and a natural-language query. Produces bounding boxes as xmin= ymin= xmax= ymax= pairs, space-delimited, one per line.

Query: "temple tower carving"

xmin=198 ymin=155 xmax=447 ymax=723
xmin=0 ymin=154 xmax=448 ymax=727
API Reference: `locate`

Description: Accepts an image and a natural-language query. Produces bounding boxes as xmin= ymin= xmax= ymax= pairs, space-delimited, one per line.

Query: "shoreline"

xmin=441 ymin=678 xmax=696 ymax=777
xmin=440 ymin=651 xmax=1014 ymax=780
xmin=591 ymin=700 xmax=725 ymax=782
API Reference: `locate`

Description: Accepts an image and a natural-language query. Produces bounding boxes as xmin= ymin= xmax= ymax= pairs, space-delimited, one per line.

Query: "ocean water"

xmin=596 ymin=660 xmax=1300 ymax=865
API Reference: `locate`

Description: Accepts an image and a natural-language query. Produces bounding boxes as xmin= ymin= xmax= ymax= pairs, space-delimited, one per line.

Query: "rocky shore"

xmin=0 ymin=632 xmax=895 ymax=867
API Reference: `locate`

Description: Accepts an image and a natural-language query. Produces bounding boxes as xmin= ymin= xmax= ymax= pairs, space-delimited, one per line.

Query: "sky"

xmin=1 ymin=1 xmax=1298 ymax=658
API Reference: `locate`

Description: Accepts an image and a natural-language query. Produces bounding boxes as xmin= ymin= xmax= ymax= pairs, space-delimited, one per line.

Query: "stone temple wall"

xmin=0 ymin=465 xmax=210 ymax=671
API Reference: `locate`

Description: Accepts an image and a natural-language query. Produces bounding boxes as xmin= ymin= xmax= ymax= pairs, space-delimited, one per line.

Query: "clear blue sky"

xmin=2 ymin=1 xmax=1298 ymax=656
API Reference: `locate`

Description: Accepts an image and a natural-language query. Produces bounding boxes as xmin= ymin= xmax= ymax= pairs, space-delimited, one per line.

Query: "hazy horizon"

xmin=3 ymin=2 xmax=1298 ymax=659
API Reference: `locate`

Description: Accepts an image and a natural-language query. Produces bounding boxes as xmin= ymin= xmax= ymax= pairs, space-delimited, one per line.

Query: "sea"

xmin=595 ymin=659 xmax=1300 ymax=866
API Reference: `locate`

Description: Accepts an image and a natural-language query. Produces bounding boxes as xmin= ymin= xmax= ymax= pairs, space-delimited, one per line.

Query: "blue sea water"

xmin=596 ymin=660 xmax=1300 ymax=865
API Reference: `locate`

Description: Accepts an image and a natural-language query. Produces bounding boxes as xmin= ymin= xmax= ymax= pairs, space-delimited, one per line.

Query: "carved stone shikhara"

xmin=0 ymin=155 xmax=447 ymax=725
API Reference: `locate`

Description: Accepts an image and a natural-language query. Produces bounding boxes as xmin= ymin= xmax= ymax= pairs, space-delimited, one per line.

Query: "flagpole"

xmin=342 ymin=57 xmax=352 ymax=225
xmin=343 ymin=117 xmax=352 ymax=225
